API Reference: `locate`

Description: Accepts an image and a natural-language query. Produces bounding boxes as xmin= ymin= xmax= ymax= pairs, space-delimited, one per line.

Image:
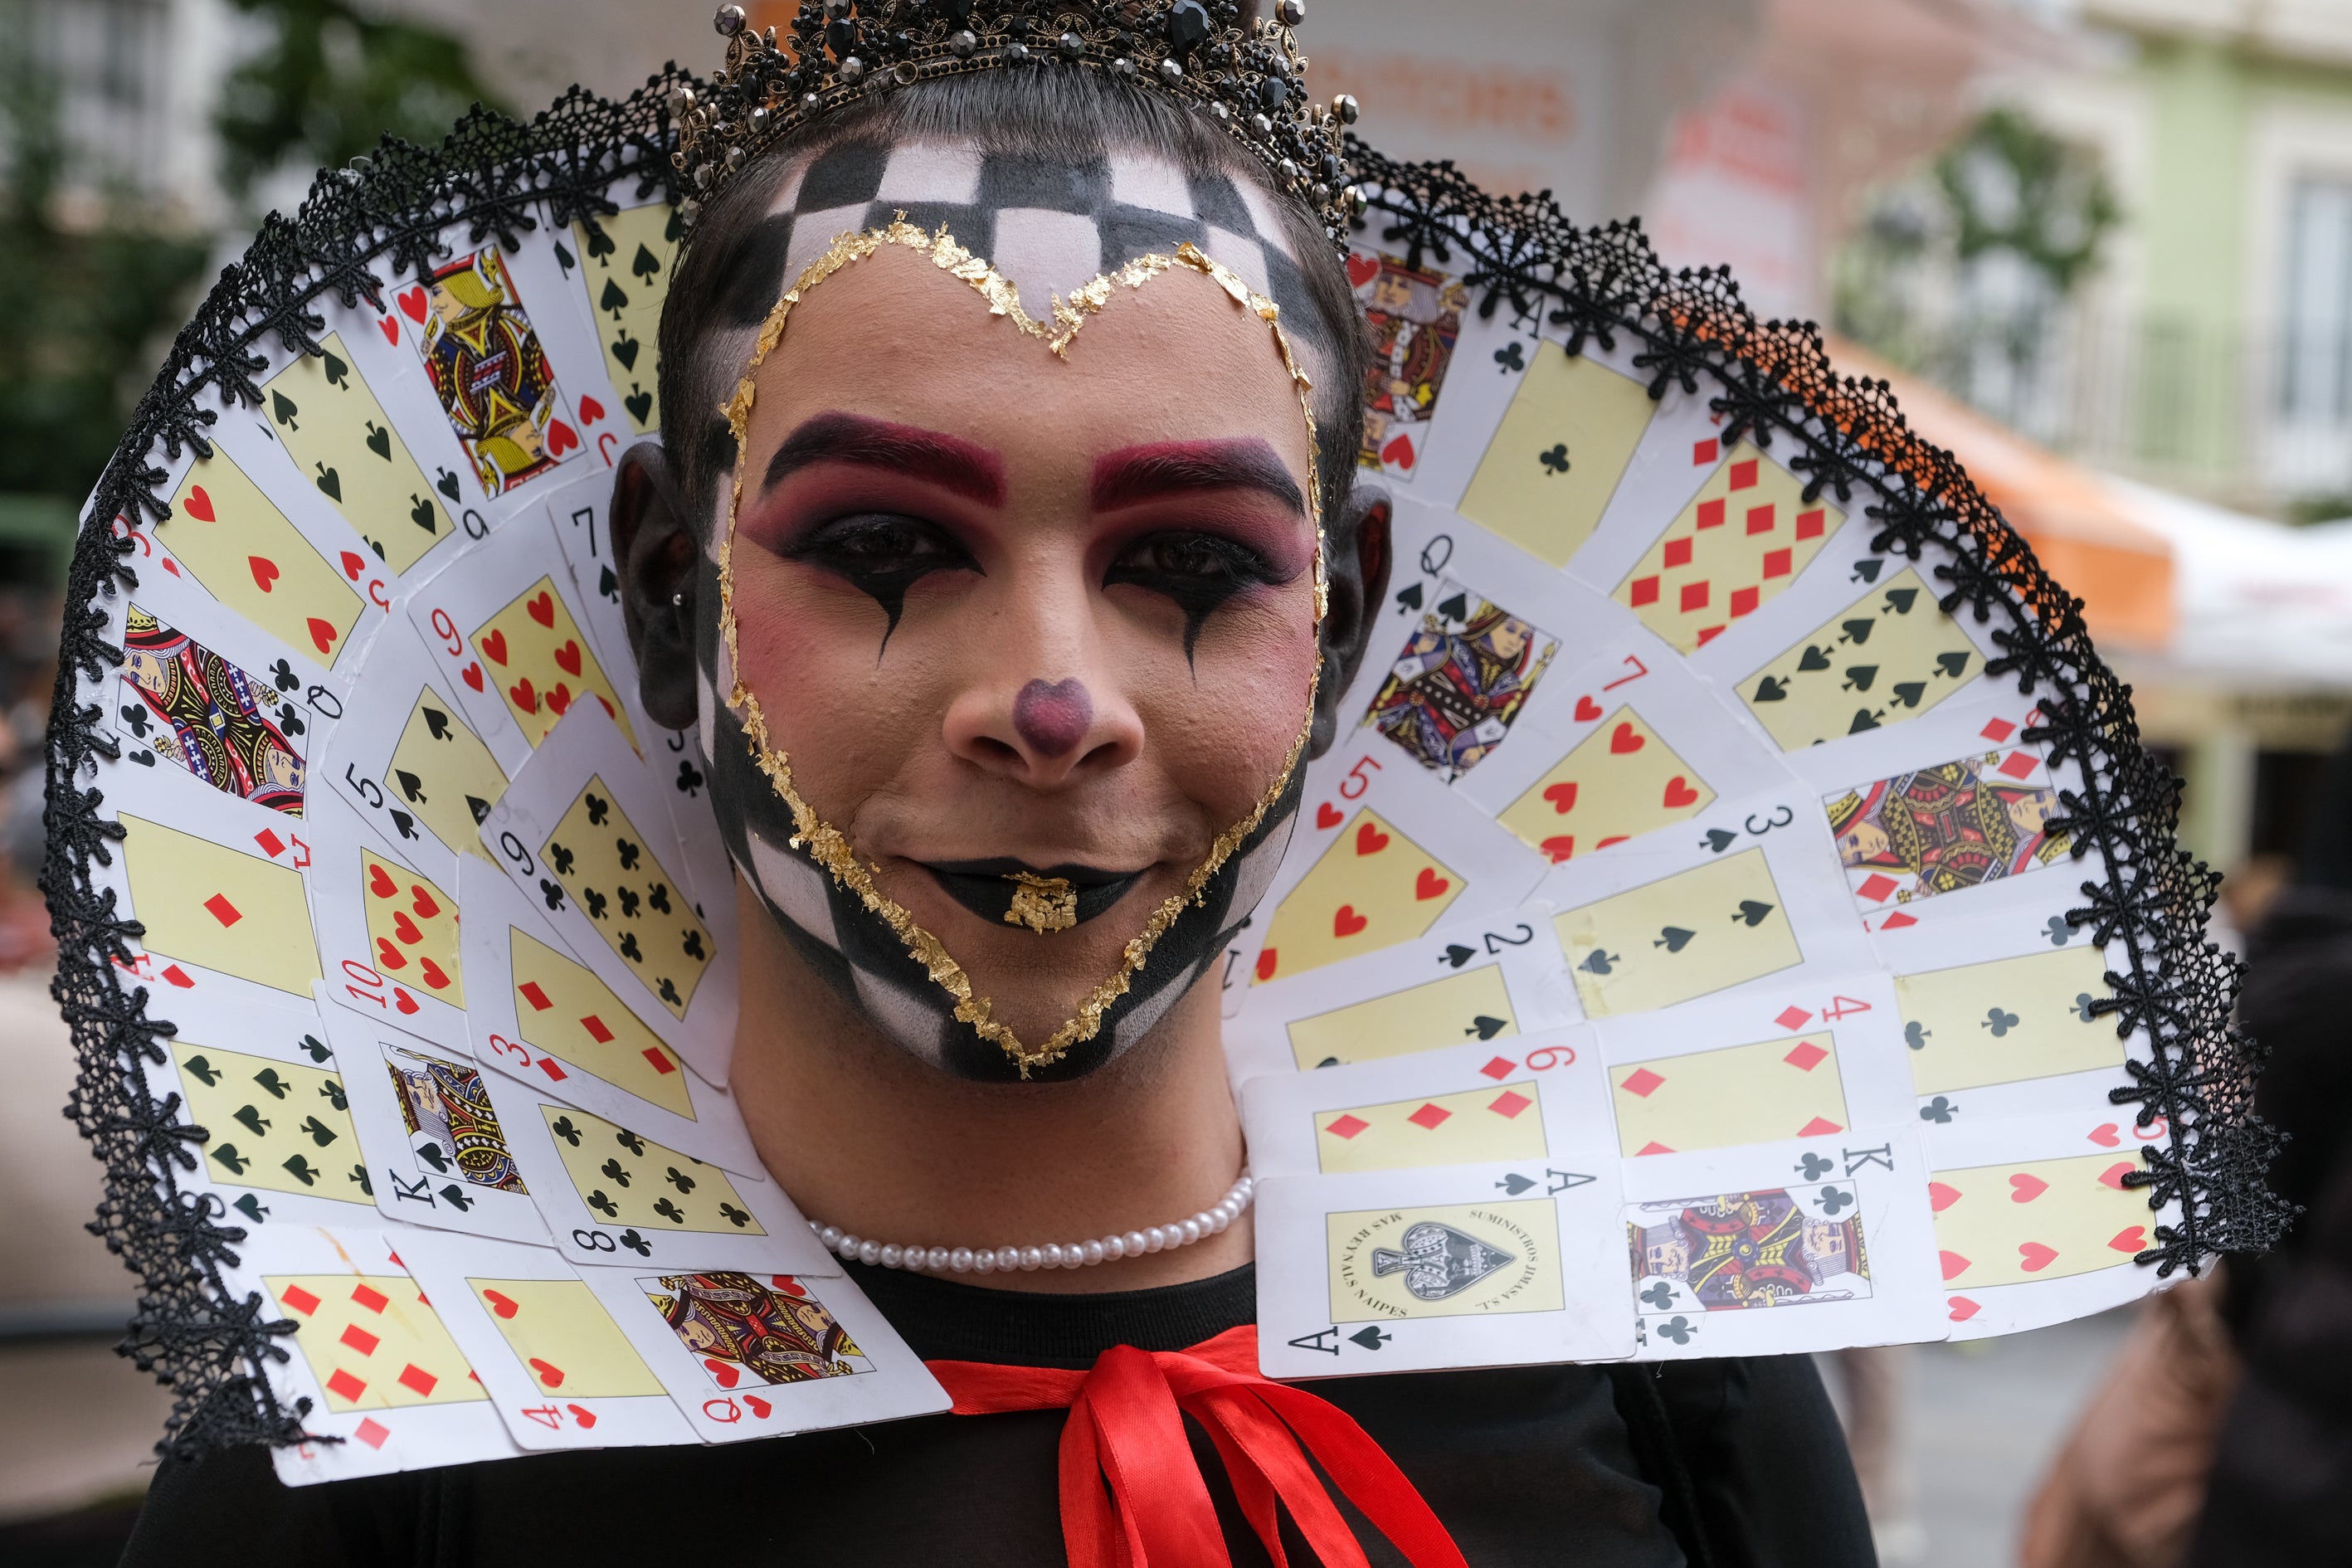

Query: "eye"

xmin=782 ymin=514 xmax=978 ymax=647
xmin=1103 ymin=531 xmax=1287 ymax=657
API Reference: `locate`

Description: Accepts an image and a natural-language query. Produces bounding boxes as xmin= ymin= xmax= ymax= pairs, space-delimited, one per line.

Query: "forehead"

xmin=754 ymin=139 xmax=1319 ymax=338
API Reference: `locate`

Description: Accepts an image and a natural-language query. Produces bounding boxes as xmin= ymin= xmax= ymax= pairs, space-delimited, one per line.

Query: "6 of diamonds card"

xmin=476 ymin=700 xmax=738 ymax=1083
xmin=578 ymin=1264 xmax=948 ymax=1443
xmin=1254 ymin=1159 xmax=1633 ymax=1379
xmin=391 ymin=1229 xmax=699 ymax=1452
xmin=220 ymin=1225 xmax=521 ymax=1484
xmin=461 ymin=864 xmax=758 ymax=1172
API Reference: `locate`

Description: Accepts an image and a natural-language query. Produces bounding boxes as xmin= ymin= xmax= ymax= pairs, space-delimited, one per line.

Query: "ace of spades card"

xmin=1456 ymin=340 xmax=1658 ymax=568
xmin=1361 ymin=577 xmax=1561 ymax=782
xmin=579 ymin=1266 xmax=947 ymax=1444
xmin=219 ymin=1225 xmax=519 ymax=1484
xmin=1610 ymin=441 xmax=1843 ymax=655
xmin=1731 ymin=567 xmax=1984 ymax=751
xmin=260 ymin=332 xmax=456 ymax=577
xmin=497 ymin=1092 xmax=835 ymax=1276
xmin=563 ymin=202 xmax=679 ymax=434
xmin=390 ymin=245 xmax=587 ymax=499
xmin=391 ymin=1230 xmax=698 ymax=1451
xmin=134 ymin=988 xmax=375 ymax=1229
xmin=1254 ymin=1160 xmax=1631 ymax=1378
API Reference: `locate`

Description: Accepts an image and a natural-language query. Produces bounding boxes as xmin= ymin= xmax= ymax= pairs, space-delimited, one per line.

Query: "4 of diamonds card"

xmin=461 ymin=864 xmax=759 ymax=1173
xmin=220 ymin=1225 xmax=522 ymax=1485
xmin=577 ymin=1264 xmax=948 ymax=1444
xmin=1254 ymin=1159 xmax=1633 ymax=1379
xmin=475 ymin=701 xmax=738 ymax=1083
xmin=390 ymin=1229 xmax=699 ymax=1452
xmin=1621 ymin=1128 xmax=1943 ymax=1361
xmin=1239 ymin=1025 xmax=1609 ymax=1181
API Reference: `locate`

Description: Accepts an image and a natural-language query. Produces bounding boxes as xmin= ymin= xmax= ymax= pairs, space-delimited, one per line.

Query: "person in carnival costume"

xmin=50 ymin=4 xmax=2282 ymax=1566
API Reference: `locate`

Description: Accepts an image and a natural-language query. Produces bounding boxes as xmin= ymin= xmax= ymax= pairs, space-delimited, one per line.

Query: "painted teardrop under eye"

xmin=1103 ymin=531 xmax=1290 ymax=660
xmin=780 ymin=514 xmax=979 ymax=650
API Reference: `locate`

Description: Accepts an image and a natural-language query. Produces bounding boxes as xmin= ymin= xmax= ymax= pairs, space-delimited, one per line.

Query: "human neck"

xmin=725 ymin=880 xmax=1253 ymax=1293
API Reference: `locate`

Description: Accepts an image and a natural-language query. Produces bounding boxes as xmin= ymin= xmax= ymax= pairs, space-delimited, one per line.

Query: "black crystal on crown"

xmin=677 ymin=2 xmax=1362 ymax=249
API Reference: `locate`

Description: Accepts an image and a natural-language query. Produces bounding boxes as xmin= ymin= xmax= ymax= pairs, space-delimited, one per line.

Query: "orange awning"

xmin=1827 ymin=337 xmax=2176 ymax=650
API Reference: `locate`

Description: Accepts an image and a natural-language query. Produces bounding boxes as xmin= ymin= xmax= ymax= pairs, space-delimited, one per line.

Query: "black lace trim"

xmin=40 ymin=75 xmax=686 ymax=1462
xmin=32 ymin=86 xmax=2288 ymax=1464
xmin=1342 ymin=138 xmax=2291 ymax=1282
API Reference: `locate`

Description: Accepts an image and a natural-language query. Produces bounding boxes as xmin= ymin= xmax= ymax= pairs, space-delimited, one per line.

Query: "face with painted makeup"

xmin=702 ymin=236 xmax=1344 ymax=1068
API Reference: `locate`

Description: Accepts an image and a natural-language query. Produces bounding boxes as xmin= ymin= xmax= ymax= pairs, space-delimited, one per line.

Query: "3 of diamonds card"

xmin=578 ymin=1263 xmax=948 ymax=1444
xmin=460 ymin=864 xmax=758 ymax=1173
xmin=1255 ymin=1159 xmax=1632 ymax=1379
xmin=390 ymin=1229 xmax=699 ymax=1452
xmin=476 ymin=700 xmax=738 ymax=1083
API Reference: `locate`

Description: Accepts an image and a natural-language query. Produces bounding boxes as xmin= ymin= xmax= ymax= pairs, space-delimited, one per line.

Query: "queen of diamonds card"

xmin=1362 ymin=583 xmax=1559 ymax=782
xmin=1827 ymin=754 xmax=2069 ymax=908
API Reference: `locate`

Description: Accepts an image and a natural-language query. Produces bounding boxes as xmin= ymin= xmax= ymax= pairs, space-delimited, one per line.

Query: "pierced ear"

xmin=1309 ymin=485 xmax=1392 ymax=758
xmin=609 ymin=441 xmax=701 ymax=733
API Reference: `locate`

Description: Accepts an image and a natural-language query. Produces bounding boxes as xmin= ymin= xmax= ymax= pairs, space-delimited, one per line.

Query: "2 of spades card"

xmin=1536 ymin=783 xmax=1872 ymax=1021
xmin=1244 ymin=726 xmax=1542 ymax=989
xmin=1458 ymin=635 xmax=1796 ymax=868
xmin=219 ymin=1225 xmax=522 ymax=1485
xmin=1877 ymin=908 xmax=2146 ymax=1128
xmin=129 ymin=986 xmax=377 ymax=1230
xmin=1620 ymin=1129 xmax=1944 ymax=1361
xmin=1685 ymin=528 xmax=2000 ymax=757
xmin=538 ymin=468 xmax=697 ymax=761
xmin=1923 ymin=1108 xmax=2181 ymax=1340
xmin=1240 ymin=1024 xmax=1610 ymax=1182
xmin=404 ymin=511 xmax=640 ymax=777
xmin=89 ymin=745 xmax=329 ymax=1014
xmin=305 ymin=789 xmax=470 ymax=1051
xmin=461 ymin=864 xmax=761 ymax=1175
xmin=475 ymin=701 xmax=738 ymax=1083
xmin=1592 ymin=973 xmax=1917 ymax=1161
xmin=1224 ymin=900 xmax=1580 ymax=1083
xmin=553 ymin=200 xmax=680 ymax=437
xmin=316 ymin=621 xmax=512 ymax=887
xmin=1254 ymin=1159 xmax=1632 ymax=1379
xmin=578 ymin=1263 xmax=947 ymax=1445
xmin=490 ymin=1076 xmax=835 ymax=1276
xmin=136 ymin=433 xmax=389 ymax=684
xmin=320 ymin=999 xmax=552 ymax=1247
xmin=390 ymin=1229 xmax=699 ymax=1452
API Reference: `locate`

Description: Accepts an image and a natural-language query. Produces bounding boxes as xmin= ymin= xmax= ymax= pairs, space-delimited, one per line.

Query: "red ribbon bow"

xmin=928 ymin=1325 xmax=1468 ymax=1568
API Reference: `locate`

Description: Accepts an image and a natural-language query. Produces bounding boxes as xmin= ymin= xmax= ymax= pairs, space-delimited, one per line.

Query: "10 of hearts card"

xmin=44 ymin=85 xmax=2281 ymax=1476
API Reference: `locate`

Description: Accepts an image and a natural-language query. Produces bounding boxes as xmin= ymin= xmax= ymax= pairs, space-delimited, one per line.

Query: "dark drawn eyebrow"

xmin=761 ymin=411 xmax=1007 ymax=505
xmin=1089 ymin=438 xmax=1306 ymax=515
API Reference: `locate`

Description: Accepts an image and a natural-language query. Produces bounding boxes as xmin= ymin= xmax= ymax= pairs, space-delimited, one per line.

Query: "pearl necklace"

xmin=806 ymin=1174 xmax=1255 ymax=1275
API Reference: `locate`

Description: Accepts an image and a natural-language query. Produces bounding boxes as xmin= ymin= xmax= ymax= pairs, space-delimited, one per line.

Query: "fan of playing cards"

xmin=43 ymin=83 xmax=2279 ymax=1479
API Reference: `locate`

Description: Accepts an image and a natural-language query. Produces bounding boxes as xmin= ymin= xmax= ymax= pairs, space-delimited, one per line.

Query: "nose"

xmin=944 ymin=674 xmax=1144 ymax=787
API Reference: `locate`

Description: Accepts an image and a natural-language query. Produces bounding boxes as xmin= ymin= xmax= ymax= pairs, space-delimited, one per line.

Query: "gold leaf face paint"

xmin=717 ymin=216 xmax=1327 ymax=1075
xmin=1003 ymin=873 xmax=1078 ymax=935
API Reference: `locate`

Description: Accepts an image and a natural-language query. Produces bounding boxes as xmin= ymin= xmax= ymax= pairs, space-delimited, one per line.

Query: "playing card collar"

xmin=716 ymin=217 xmax=1327 ymax=1075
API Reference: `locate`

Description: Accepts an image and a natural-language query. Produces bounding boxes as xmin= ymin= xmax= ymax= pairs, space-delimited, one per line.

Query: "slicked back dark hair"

xmin=655 ymin=65 xmax=1367 ymax=537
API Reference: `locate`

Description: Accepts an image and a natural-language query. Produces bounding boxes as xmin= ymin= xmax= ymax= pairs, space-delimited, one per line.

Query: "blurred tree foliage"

xmin=216 ymin=0 xmax=507 ymax=198
xmin=0 ymin=42 xmax=208 ymax=503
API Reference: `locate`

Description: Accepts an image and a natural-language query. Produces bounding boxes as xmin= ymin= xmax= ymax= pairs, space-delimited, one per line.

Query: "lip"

xmin=919 ymin=857 xmax=1145 ymax=931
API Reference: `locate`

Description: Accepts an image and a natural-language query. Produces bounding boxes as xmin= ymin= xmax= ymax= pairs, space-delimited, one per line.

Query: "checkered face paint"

xmin=690 ymin=198 xmax=1323 ymax=1083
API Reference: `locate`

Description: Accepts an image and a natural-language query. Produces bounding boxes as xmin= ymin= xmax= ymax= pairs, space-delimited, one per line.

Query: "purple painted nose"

xmin=1013 ymin=678 xmax=1092 ymax=758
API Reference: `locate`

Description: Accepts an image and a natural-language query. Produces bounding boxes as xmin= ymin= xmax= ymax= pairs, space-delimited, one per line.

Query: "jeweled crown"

xmin=676 ymin=2 xmax=1362 ymax=248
